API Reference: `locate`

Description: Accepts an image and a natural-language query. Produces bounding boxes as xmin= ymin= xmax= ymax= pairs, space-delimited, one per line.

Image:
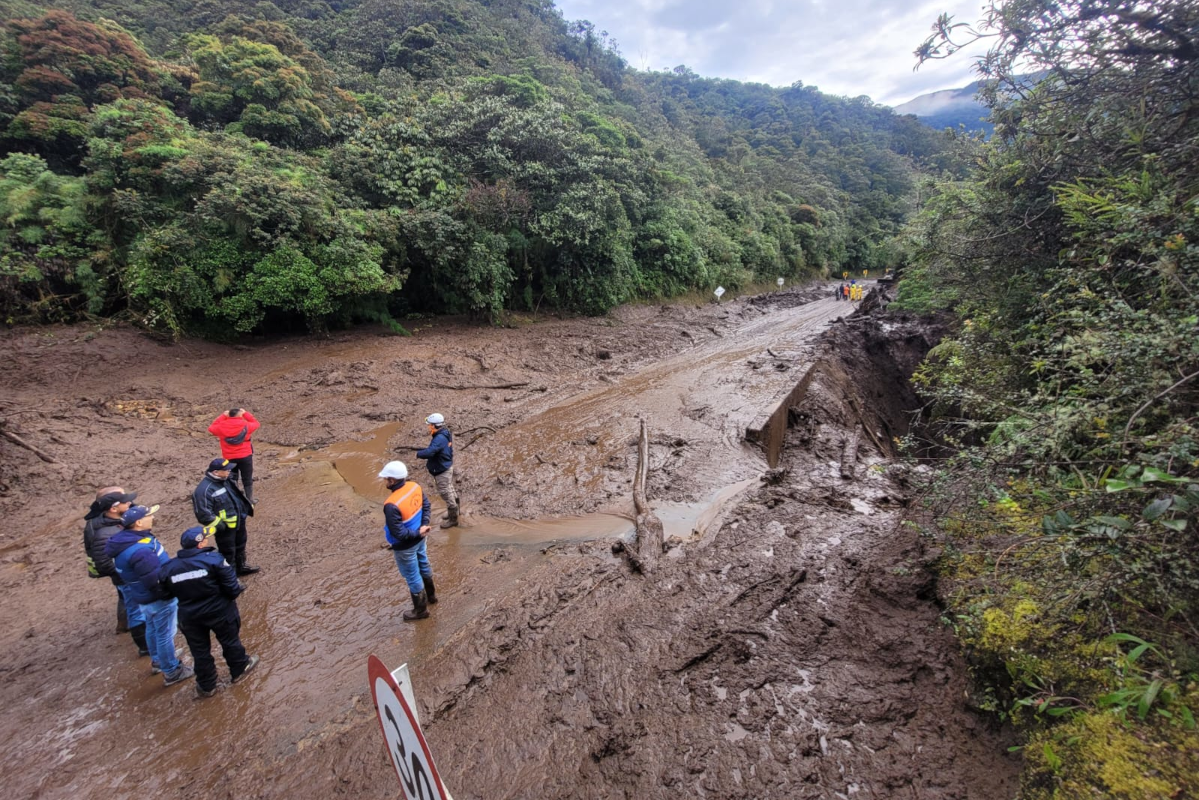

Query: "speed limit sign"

xmin=369 ymin=654 xmax=451 ymax=800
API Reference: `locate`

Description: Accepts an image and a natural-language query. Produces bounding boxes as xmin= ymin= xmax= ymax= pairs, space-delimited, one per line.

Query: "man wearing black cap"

xmin=191 ymin=457 xmax=259 ymax=576
xmin=83 ymin=486 xmax=148 ymax=657
xmin=158 ymin=527 xmax=260 ymax=698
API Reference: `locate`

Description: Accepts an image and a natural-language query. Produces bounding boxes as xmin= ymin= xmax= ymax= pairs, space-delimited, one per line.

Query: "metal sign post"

xmin=368 ymin=654 xmax=453 ymax=800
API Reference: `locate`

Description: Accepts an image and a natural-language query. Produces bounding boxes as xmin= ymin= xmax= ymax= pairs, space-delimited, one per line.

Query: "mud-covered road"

xmin=0 ymin=286 xmax=1019 ymax=799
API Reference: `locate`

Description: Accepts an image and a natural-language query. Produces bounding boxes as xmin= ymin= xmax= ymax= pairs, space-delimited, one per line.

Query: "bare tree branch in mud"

xmin=624 ymin=419 xmax=664 ymax=574
xmin=430 ymin=381 xmax=529 ymax=391
xmin=0 ymin=425 xmax=60 ymax=463
xmin=399 ymin=426 xmax=499 ymax=452
xmin=457 ymin=425 xmax=497 ymax=451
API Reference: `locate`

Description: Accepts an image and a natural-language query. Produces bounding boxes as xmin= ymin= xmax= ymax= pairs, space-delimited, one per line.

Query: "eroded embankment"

xmin=252 ymin=293 xmax=1019 ymax=800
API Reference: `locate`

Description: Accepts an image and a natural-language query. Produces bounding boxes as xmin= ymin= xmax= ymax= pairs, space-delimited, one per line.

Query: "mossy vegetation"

xmin=905 ymin=1 xmax=1198 ymax=795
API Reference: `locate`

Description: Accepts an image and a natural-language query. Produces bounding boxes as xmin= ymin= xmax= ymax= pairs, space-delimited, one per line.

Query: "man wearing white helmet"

xmin=378 ymin=461 xmax=436 ymax=621
xmin=415 ymin=412 xmax=459 ymax=529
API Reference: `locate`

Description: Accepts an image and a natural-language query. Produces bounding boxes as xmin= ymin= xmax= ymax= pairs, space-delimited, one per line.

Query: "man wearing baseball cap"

xmin=158 ymin=526 xmax=260 ymax=698
xmin=192 ymin=457 xmax=259 ymax=576
xmin=83 ymin=486 xmax=149 ymax=656
xmin=106 ymin=505 xmax=194 ymax=686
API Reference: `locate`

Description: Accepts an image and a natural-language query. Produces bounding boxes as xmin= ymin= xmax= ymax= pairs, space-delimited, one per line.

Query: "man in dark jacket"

xmin=158 ymin=526 xmax=260 ymax=698
xmin=192 ymin=457 xmax=259 ymax=576
xmin=83 ymin=486 xmax=148 ymax=656
xmin=106 ymin=505 xmax=194 ymax=686
xmin=415 ymin=412 xmax=459 ymax=528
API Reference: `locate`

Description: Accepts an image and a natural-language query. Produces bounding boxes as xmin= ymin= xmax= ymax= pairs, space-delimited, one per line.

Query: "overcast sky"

xmin=552 ymin=0 xmax=991 ymax=106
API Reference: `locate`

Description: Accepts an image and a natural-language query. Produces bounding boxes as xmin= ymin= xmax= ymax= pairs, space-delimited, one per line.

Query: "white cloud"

xmin=553 ymin=0 xmax=992 ymax=105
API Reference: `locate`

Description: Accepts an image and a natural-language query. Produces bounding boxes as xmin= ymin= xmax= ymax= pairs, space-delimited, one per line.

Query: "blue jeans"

xmin=141 ymin=598 xmax=181 ymax=674
xmin=115 ymin=584 xmax=145 ymax=628
xmin=392 ymin=539 xmax=432 ymax=594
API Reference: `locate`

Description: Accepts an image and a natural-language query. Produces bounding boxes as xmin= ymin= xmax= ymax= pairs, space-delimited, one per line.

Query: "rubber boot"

xmin=403 ymin=590 xmax=430 ymax=621
xmin=424 ymin=576 xmax=438 ymax=605
xmin=130 ymin=624 xmax=149 ymax=657
xmin=439 ymin=506 xmax=459 ymax=529
xmin=235 ymin=552 xmax=261 ymax=576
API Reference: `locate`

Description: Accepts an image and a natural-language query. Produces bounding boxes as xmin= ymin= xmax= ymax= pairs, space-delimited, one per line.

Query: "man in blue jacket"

xmin=106 ymin=505 xmax=193 ymax=686
xmin=379 ymin=461 xmax=436 ymax=621
xmin=192 ymin=457 xmax=259 ymax=576
xmin=415 ymin=412 xmax=459 ymax=529
xmin=158 ymin=527 xmax=260 ymax=698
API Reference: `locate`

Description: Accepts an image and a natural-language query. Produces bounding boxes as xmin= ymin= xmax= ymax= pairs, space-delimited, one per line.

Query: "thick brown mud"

xmin=0 ymin=286 xmax=1017 ymax=799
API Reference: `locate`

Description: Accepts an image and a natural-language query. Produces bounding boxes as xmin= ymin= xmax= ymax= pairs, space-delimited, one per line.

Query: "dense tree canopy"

xmin=899 ymin=1 xmax=1199 ymax=796
xmin=0 ymin=0 xmax=953 ymax=332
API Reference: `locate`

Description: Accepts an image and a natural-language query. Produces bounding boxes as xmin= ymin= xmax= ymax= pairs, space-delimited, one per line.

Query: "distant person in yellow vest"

xmin=378 ymin=461 xmax=436 ymax=621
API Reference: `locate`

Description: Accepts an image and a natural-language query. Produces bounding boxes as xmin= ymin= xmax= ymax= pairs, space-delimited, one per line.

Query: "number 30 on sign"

xmin=369 ymin=654 xmax=450 ymax=800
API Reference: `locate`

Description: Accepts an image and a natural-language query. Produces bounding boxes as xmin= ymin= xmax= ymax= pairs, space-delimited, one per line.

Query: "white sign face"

xmin=369 ymin=654 xmax=449 ymax=800
xmin=714 ymin=286 xmax=726 ymax=298
xmin=776 ymin=278 xmax=784 ymax=286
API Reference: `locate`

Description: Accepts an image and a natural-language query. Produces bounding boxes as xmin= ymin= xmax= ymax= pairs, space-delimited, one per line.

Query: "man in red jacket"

xmin=209 ymin=407 xmax=260 ymax=503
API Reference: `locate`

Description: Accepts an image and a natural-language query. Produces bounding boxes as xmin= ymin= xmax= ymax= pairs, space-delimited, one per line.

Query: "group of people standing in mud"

xmin=82 ymin=408 xmax=262 ymax=696
xmin=835 ymin=281 xmax=864 ymax=302
xmin=81 ymin=406 xmax=460 ymax=698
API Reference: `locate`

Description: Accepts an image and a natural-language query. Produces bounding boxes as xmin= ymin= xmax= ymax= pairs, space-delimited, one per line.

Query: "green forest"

xmin=0 ymin=0 xmax=955 ymax=335
xmin=896 ymin=1 xmax=1199 ymax=797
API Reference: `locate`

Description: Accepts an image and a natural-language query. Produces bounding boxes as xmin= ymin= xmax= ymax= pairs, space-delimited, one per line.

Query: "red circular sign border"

xmin=368 ymin=653 xmax=449 ymax=799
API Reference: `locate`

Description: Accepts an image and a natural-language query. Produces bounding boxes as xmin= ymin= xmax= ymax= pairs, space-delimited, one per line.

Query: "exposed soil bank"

xmin=0 ymin=285 xmax=1017 ymax=798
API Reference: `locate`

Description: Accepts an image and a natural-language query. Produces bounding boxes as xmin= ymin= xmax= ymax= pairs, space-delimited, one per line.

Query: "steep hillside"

xmin=0 ymin=0 xmax=956 ymax=334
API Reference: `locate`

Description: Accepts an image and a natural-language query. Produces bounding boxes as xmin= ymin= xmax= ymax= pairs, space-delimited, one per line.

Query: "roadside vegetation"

xmin=895 ymin=1 xmax=1199 ymax=796
xmin=0 ymin=0 xmax=957 ymax=335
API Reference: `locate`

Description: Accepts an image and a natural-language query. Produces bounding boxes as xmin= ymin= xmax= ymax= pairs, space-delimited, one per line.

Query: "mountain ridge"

xmin=893 ymin=79 xmax=991 ymax=134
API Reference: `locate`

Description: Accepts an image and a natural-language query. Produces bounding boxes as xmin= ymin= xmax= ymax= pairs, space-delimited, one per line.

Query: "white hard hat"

xmin=378 ymin=461 xmax=408 ymax=480
xmin=425 ymin=413 xmax=445 ymax=426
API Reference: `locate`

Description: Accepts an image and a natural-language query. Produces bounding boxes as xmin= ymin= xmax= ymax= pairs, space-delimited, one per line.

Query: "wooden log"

xmin=633 ymin=419 xmax=649 ymax=515
xmin=0 ymin=426 xmax=60 ymax=464
xmin=627 ymin=419 xmax=663 ymax=574
xmin=430 ymin=381 xmax=529 ymax=391
xmin=847 ymin=396 xmax=889 ymax=457
xmin=840 ymin=424 xmax=862 ymax=480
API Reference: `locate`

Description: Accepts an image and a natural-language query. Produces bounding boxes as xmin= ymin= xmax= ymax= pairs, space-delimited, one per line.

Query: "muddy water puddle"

xmin=302 ymin=421 xmax=761 ymax=547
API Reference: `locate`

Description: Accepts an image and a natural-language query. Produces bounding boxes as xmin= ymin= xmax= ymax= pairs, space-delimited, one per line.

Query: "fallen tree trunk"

xmin=840 ymin=425 xmax=862 ymax=480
